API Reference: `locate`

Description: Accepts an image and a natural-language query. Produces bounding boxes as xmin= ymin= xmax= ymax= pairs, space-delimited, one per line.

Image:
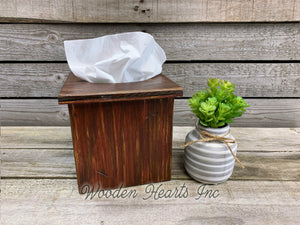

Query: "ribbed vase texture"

xmin=184 ymin=122 xmax=237 ymax=184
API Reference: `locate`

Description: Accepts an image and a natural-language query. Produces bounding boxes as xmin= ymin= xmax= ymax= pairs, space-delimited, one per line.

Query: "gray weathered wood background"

xmin=1 ymin=2 xmax=300 ymax=224
xmin=2 ymin=126 xmax=300 ymax=224
xmin=0 ymin=1 xmax=299 ymax=127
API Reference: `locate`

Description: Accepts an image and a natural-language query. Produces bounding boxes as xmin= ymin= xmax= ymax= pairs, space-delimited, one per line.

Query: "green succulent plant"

xmin=188 ymin=78 xmax=249 ymax=128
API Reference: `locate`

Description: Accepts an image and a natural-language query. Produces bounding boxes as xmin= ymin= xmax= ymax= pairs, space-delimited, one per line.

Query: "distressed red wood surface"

xmin=58 ymin=73 xmax=183 ymax=104
xmin=60 ymin=73 xmax=183 ymax=192
xmin=68 ymin=99 xmax=175 ymax=192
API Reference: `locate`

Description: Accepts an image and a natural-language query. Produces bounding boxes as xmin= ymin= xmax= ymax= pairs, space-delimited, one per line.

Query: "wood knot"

xmin=60 ymin=111 xmax=68 ymax=118
xmin=134 ymin=5 xmax=139 ymax=11
xmin=141 ymin=9 xmax=150 ymax=13
xmin=47 ymin=33 xmax=58 ymax=43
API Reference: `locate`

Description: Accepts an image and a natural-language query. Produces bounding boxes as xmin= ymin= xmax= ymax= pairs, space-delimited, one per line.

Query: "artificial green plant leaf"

xmin=188 ymin=78 xmax=249 ymax=128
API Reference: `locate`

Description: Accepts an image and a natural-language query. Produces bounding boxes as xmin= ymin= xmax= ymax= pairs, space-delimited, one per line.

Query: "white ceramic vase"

xmin=184 ymin=121 xmax=237 ymax=184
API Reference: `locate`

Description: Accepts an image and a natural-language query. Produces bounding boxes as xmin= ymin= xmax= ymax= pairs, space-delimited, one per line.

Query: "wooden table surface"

xmin=1 ymin=126 xmax=300 ymax=225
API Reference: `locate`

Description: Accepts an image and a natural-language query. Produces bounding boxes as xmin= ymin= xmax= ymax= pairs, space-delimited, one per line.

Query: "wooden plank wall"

xmin=0 ymin=1 xmax=299 ymax=127
xmin=1 ymin=0 xmax=300 ymax=22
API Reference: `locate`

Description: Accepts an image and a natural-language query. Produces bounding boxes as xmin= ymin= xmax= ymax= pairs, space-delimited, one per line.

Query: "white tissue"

xmin=64 ymin=32 xmax=166 ymax=83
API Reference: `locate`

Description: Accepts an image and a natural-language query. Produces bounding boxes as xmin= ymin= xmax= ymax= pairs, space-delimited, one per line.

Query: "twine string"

xmin=181 ymin=127 xmax=245 ymax=169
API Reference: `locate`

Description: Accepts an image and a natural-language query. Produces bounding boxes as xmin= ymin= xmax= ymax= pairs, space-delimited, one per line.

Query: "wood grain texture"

xmin=0 ymin=127 xmax=73 ymax=149
xmin=1 ymin=99 xmax=300 ymax=127
xmin=1 ymin=126 xmax=299 ymax=224
xmin=2 ymin=179 xmax=300 ymax=225
xmin=164 ymin=63 xmax=300 ymax=98
xmin=2 ymin=127 xmax=300 ymax=152
xmin=58 ymin=73 xmax=182 ymax=104
xmin=174 ymin=98 xmax=300 ymax=127
xmin=0 ymin=0 xmax=299 ymax=22
xmin=1 ymin=127 xmax=300 ymax=180
xmin=68 ymin=98 xmax=174 ymax=191
xmin=1 ymin=0 xmax=299 ymax=222
xmin=1 ymin=63 xmax=300 ymax=98
xmin=0 ymin=23 xmax=299 ymax=61
xmin=173 ymin=127 xmax=300 ymax=151
xmin=2 ymin=149 xmax=300 ymax=181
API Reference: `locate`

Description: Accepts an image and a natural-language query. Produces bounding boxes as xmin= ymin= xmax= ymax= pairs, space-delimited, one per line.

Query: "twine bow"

xmin=181 ymin=127 xmax=245 ymax=169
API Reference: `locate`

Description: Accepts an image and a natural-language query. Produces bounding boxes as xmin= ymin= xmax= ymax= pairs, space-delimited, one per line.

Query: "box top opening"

xmin=58 ymin=73 xmax=183 ymax=104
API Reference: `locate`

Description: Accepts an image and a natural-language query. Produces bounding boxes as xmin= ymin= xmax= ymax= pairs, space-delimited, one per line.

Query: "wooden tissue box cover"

xmin=58 ymin=73 xmax=183 ymax=193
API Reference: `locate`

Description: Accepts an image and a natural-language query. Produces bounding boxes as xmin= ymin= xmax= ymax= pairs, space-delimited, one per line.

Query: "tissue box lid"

xmin=58 ymin=73 xmax=183 ymax=104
